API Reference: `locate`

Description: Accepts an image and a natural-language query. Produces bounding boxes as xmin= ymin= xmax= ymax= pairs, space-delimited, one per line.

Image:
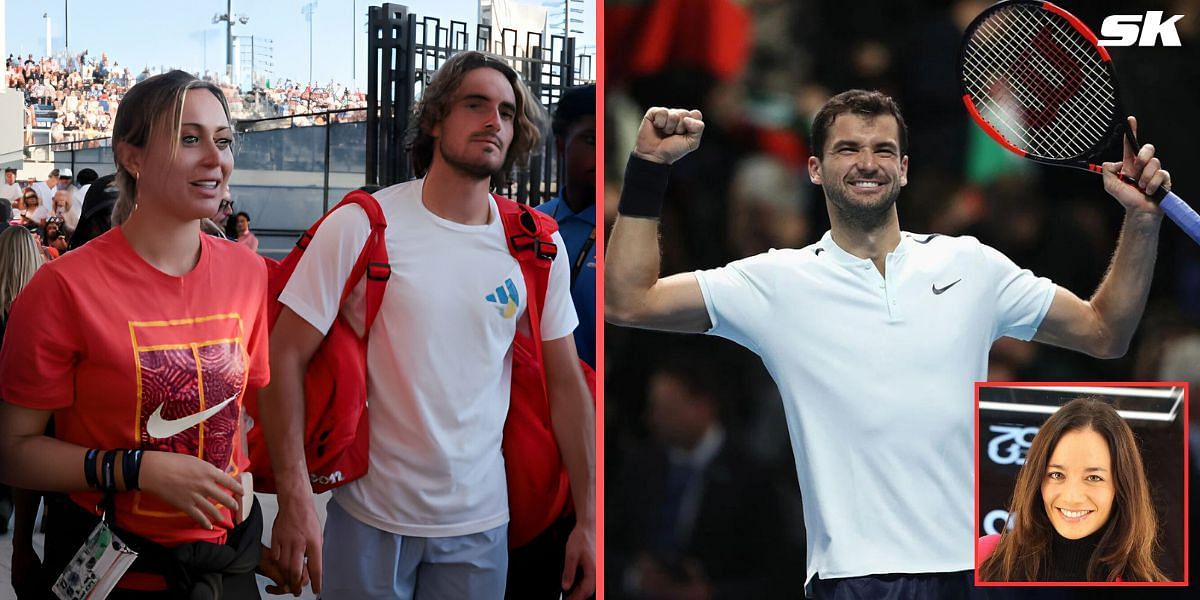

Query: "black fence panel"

xmin=367 ymin=2 xmax=586 ymax=206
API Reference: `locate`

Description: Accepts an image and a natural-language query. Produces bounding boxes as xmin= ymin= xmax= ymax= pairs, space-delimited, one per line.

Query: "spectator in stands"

xmin=57 ymin=168 xmax=74 ymax=190
xmin=69 ymin=173 xmax=117 ymax=251
xmin=0 ymin=168 xmax=21 ymax=207
xmin=610 ymin=349 xmax=795 ymax=598
xmin=30 ymin=169 xmax=58 ymax=208
xmin=0 ymin=223 xmax=45 ymax=572
xmin=0 ymin=69 xmax=275 ymax=598
xmin=233 ymin=211 xmax=258 ymax=253
xmin=17 ymin=191 xmax=47 ymax=230
xmin=70 ymin=169 xmax=97 ymax=227
xmin=204 ymin=192 xmax=235 ymax=240
xmin=51 ymin=189 xmax=77 ymax=235
xmin=0 ymin=226 xmax=45 ymax=598
xmin=43 ymin=217 xmax=68 ymax=256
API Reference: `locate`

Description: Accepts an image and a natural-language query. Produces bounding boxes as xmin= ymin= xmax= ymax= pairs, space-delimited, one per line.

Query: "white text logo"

xmin=987 ymin=425 xmax=1038 ymax=465
xmin=1099 ymin=12 xmax=1184 ymax=47
xmin=311 ymin=470 xmax=344 ymax=485
xmin=984 ymin=509 xmax=1013 ymax=535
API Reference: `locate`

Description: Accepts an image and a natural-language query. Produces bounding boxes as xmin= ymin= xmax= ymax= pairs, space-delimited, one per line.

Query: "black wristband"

xmin=84 ymin=448 xmax=100 ymax=489
xmin=618 ymin=154 xmax=672 ymax=218
xmin=101 ymin=450 xmax=118 ymax=492
xmin=131 ymin=450 xmax=143 ymax=491
xmin=122 ymin=449 xmax=143 ymax=491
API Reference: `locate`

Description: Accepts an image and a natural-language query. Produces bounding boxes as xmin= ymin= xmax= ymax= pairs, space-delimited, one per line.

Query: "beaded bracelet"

xmin=101 ymin=450 xmax=118 ymax=492
xmin=83 ymin=448 xmax=100 ymax=489
xmin=122 ymin=449 xmax=143 ymax=491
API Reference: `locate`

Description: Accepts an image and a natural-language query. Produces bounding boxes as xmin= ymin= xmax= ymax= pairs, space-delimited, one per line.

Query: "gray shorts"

xmin=321 ymin=498 xmax=508 ymax=600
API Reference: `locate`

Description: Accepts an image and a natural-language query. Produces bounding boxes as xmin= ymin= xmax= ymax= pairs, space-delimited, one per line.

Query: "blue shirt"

xmin=537 ymin=196 xmax=595 ymax=367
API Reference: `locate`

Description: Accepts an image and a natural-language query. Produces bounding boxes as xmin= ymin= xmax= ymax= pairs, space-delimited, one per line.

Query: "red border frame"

xmin=973 ymin=381 xmax=1190 ymax=587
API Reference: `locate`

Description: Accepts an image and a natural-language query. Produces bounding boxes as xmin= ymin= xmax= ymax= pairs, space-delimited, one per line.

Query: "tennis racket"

xmin=958 ymin=0 xmax=1200 ymax=244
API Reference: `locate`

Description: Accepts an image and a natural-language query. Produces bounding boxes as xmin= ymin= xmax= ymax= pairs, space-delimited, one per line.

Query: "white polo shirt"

xmin=695 ymin=230 xmax=1055 ymax=585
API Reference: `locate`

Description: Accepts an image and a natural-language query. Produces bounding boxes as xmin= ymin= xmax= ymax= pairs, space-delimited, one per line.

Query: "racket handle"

xmin=1159 ymin=191 xmax=1200 ymax=245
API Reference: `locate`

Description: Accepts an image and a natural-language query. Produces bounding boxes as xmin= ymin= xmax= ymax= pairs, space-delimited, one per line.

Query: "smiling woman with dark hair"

xmin=978 ymin=397 xmax=1166 ymax=582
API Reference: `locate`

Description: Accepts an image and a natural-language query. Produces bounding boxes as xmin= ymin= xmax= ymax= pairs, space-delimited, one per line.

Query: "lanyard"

xmin=571 ymin=227 xmax=595 ymax=290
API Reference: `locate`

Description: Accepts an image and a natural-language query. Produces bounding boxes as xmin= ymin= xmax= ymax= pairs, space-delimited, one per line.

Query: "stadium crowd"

xmin=4 ymin=49 xmax=368 ymax=148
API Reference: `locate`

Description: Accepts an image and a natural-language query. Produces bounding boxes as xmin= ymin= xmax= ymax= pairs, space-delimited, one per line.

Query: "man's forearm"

xmin=256 ymin=354 xmax=312 ymax=499
xmin=1089 ymin=211 xmax=1162 ymax=356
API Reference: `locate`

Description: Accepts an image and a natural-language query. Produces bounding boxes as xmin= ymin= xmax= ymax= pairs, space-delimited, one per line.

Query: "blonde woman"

xmin=0 ymin=226 xmax=42 ymax=337
xmin=0 ymin=70 xmax=272 ymax=599
xmin=51 ymin=189 xmax=77 ymax=234
xmin=0 ymin=226 xmax=44 ymax=599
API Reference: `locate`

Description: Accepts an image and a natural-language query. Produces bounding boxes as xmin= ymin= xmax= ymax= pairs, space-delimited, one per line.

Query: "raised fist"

xmin=633 ymin=107 xmax=705 ymax=165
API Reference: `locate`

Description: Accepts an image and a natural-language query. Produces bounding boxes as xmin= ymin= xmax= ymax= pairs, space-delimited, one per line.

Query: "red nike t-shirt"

xmin=0 ymin=227 xmax=269 ymax=547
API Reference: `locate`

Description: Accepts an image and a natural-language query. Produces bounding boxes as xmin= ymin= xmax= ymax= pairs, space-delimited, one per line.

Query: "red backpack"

xmin=244 ymin=190 xmax=389 ymax=493
xmin=499 ymin=197 xmax=597 ymax=548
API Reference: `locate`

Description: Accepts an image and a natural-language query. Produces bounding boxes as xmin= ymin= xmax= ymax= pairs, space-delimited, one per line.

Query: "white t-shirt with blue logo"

xmin=281 ymin=178 xmax=577 ymax=537
xmin=695 ymin=231 xmax=1055 ymax=585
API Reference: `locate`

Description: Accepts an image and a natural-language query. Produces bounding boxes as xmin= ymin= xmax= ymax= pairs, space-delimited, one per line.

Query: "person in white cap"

xmin=57 ymin=168 xmax=74 ymax=190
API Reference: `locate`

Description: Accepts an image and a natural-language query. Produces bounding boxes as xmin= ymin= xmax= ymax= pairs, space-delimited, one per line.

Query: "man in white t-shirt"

xmin=257 ymin=51 xmax=595 ymax=599
xmin=605 ymin=91 xmax=1169 ymax=599
xmin=30 ymin=169 xmax=59 ymax=209
xmin=0 ymin=168 xmax=21 ymax=207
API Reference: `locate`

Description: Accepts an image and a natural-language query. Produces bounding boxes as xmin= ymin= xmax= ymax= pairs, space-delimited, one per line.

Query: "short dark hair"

xmin=405 ymin=51 xmax=545 ymax=188
xmin=810 ymin=89 xmax=908 ymax=158
xmin=552 ymin=84 xmax=595 ymax=139
xmin=76 ymin=168 xmax=99 ymax=186
xmin=48 ymin=169 xmax=59 ymax=178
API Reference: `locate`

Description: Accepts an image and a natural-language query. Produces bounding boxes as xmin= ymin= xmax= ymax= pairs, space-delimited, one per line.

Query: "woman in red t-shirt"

xmin=0 ymin=70 xmax=274 ymax=599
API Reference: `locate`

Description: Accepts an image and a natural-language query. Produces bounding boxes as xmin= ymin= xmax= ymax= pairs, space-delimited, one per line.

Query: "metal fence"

xmin=367 ymin=2 xmax=592 ymax=205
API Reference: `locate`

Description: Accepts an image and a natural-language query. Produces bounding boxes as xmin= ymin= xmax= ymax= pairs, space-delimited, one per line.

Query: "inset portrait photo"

xmin=975 ymin=383 xmax=1188 ymax=586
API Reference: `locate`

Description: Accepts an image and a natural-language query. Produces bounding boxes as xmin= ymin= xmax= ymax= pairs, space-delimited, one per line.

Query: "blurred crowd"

xmin=1 ymin=165 xmax=257 ymax=261
xmin=4 ymin=50 xmax=368 ymax=148
xmin=604 ymin=0 xmax=1200 ymax=597
xmin=5 ymin=51 xmax=131 ymax=147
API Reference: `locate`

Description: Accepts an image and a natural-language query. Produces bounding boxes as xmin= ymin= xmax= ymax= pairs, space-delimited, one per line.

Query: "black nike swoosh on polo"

xmin=914 ymin=234 xmax=941 ymax=244
xmin=814 ymin=248 xmax=824 ymax=255
xmin=932 ymin=279 xmax=962 ymax=295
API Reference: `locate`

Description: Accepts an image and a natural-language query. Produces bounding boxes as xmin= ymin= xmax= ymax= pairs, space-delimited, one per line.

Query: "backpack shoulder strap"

xmin=495 ymin=195 xmax=557 ymax=352
xmin=298 ymin=190 xmax=391 ymax=333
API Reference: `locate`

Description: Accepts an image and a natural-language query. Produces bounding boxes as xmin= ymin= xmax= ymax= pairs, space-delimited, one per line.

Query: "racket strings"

xmin=962 ymin=5 xmax=1117 ymax=160
xmin=967 ymin=14 xmax=1108 ymax=156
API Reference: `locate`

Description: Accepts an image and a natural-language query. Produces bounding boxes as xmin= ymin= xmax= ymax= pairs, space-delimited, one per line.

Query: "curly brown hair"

xmin=405 ymin=51 xmax=545 ymax=188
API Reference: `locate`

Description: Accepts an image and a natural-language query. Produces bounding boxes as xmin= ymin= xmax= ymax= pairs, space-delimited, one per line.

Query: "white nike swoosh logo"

xmin=145 ymin=394 xmax=237 ymax=439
